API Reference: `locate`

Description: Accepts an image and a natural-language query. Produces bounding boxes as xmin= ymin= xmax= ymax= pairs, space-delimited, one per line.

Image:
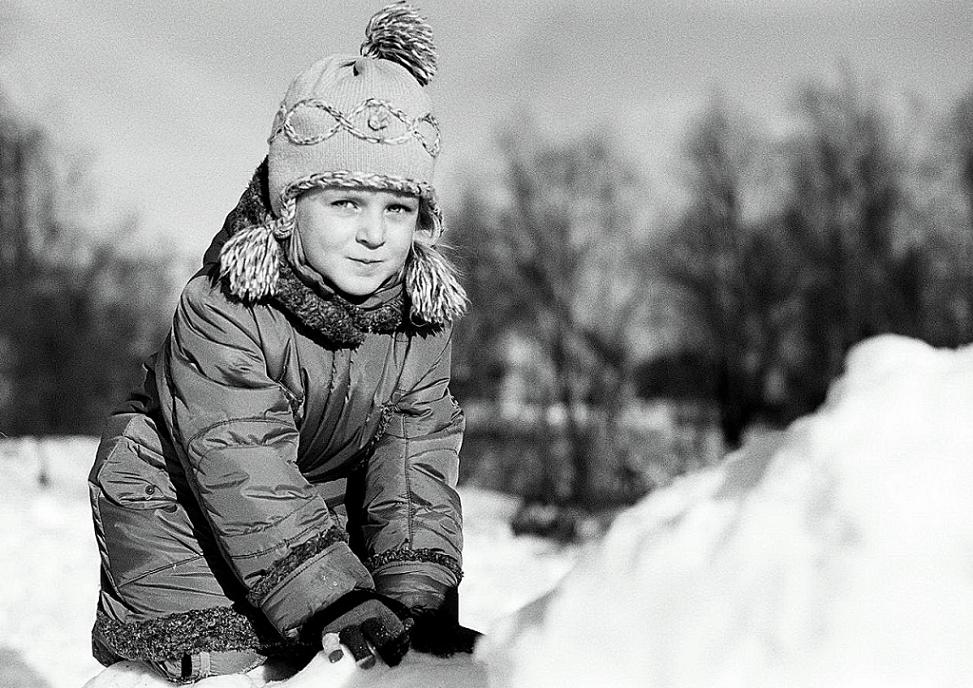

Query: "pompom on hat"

xmin=220 ymin=2 xmax=466 ymax=326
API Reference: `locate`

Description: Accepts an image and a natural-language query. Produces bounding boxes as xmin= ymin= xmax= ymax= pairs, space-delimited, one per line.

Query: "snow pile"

xmin=479 ymin=334 xmax=973 ymax=688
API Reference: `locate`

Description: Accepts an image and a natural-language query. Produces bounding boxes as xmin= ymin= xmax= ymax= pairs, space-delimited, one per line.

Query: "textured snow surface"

xmin=480 ymin=334 xmax=973 ymax=688
xmin=5 ymin=334 xmax=973 ymax=687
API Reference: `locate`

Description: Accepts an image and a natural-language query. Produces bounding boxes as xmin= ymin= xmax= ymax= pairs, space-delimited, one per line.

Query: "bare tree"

xmin=653 ymin=96 xmax=798 ymax=448
xmin=927 ymin=88 xmax=973 ymax=344
xmin=950 ymin=90 xmax=973 ymax=229
xmin=451 ymin=122 xmax=652 ymax=506
xmin=889 ymin=87 xmax=973 ymax=347
xmin=654 ymin=76 xmax=927 ymax=445
xmin=780 ymin=73 xmax=922 ymax=402
xmin=0 ymin=88 xmax=173 ymax=435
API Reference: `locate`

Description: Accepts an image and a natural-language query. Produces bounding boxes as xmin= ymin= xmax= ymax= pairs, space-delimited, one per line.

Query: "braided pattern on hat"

xmin=268 ymin=98 xmax=441 ymax=156
xmin=361 ymin=1 xmax=437 ymax=86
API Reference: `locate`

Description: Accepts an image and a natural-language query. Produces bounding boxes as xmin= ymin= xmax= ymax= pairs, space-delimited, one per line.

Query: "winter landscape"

xmin=3 ymin=333 xmax=972 ymax=687
xmin=1 ymin=3 xmax=971 ymax=688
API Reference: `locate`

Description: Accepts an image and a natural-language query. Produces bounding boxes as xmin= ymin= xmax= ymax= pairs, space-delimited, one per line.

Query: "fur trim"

xmin=365 ymin=548 xmax=464 ymax=583
xmin=271 ymin=260 xmax=406 ymax=347
xmin=247 ymin=526 xmax=349 ymax=607
xmin=92 ymin=607 xmax=306 ymax=663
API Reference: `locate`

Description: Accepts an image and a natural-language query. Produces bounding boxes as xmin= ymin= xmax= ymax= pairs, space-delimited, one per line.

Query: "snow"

xmin=5 ymin=333 xmax=973 ymax=687
xmin=81 ymin=650 xmax=489 ymax=688
xmin=0 ymin=436 xmax=104 ymax=688
xmin=479 ymin=334 xmax=973 ymax=688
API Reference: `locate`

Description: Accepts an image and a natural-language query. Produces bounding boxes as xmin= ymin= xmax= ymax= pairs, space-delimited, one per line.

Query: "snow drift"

xmin=480 ymin=334 xmax=973 ymax=687
xmin=13 ymin=333 xmax=973 ymax=687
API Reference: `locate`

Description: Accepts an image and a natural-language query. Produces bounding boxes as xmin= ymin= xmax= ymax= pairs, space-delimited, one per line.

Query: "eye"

xmin=387 ymin=201 xmax=418 ymax=215
xmin=331 ymin=198 xmax=358 ymax=210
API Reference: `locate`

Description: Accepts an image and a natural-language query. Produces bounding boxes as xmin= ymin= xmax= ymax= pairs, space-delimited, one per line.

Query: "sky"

xmin=0 ymin=0 xmax=970 ymax=261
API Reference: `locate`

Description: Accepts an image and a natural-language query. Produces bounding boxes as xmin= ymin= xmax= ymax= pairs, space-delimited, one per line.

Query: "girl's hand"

xmin=309 ymin=590 xmax=414 ymax=668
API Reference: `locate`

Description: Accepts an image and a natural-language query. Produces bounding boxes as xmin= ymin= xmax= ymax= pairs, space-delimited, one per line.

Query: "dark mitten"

xmin=409 ymin=588 xmax=483 ymax=657
xmin=307 ymin=590 xmax=414 ymax=668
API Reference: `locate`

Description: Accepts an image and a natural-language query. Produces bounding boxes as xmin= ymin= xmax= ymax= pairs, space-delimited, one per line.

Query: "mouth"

xmin=349 ymin=257 xmax=383 ymax=265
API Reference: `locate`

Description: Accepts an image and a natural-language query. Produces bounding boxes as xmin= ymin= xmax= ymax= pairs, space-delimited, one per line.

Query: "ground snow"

xmin=479 ymin=334 xmax=973 ymax=688
xmin=82 ymin=650 xmax=489 ymax=688
xmin=0 ymin=436 xmax=104 ymax=688
xmin=5 ymin=334 xmax=972 ymax=688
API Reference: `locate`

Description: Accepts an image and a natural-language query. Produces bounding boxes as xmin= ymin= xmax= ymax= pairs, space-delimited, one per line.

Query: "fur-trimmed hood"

xmin=204 ymin=160 xmax=467 ymax=347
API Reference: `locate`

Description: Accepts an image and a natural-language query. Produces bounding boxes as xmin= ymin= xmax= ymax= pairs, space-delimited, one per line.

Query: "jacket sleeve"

xmin=157 ymin=276 xmax=373 ymax=637
xmin=350 ymin=330 xmax=465 ymax=612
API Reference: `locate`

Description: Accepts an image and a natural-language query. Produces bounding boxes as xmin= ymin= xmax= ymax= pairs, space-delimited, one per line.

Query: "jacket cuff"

xmin=254 ymin=540 xmax=374 ymax=636
xmin=371 ymin=559 xmax=459 ymax=612
xmin=366 ymin=548 xmax=463 ymax=584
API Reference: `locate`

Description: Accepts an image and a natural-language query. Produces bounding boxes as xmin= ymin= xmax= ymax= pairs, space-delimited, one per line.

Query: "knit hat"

xmin=219 ymin=2 xmax=466 ymax=326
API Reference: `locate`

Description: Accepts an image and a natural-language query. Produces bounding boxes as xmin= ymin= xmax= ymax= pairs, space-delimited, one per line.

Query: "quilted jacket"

xmin=88 ymin=167 xmax=464 ymax=664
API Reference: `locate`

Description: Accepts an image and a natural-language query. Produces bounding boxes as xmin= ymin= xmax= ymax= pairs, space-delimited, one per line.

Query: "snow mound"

xmin=478 ymin=334 xmax=973 ymax=688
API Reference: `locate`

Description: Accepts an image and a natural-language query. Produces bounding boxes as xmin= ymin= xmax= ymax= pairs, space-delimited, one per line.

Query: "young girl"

xmin=87 ymin=3 xmax=477 ymax=681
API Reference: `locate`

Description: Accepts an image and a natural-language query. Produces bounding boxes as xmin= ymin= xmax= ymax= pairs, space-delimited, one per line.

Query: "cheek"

xmin=391 ymin=224 xmax=417 ymax=258
xmin=296 ymin=215 xmax=343 ymax=253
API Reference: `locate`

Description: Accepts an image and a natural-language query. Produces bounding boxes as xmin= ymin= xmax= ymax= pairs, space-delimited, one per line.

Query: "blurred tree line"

xmin=0 ymin=90 xmax=173 ymax=435
xmin=3 ymin=69 xmax=972 ymax=520
xmin=449 ymin=74 xmax=973 ymax=513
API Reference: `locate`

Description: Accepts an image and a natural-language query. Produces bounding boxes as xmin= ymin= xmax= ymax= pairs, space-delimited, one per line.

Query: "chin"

xmin=333 ymin=277 xmax=388 ymax=299
xmin=339 ymin=287 xmax=376 ymax=299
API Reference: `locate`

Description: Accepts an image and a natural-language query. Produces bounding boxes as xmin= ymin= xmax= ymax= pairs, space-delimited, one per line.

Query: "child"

xmin=87 ymin=2 xmax=478 ymax=682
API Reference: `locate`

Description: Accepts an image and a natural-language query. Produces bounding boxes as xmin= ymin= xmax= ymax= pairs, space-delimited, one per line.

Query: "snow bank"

xmin=479 ymin=334 xmax=973 ymax=688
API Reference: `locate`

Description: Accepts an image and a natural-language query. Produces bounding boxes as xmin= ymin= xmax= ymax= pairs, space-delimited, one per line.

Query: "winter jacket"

xmin=88 ymin=165 xmax=465 ymax=665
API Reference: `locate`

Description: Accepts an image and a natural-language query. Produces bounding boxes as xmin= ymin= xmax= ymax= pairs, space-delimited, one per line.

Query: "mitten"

xmin=408 ymin=588 xmax=482 ymax=657
xmin=307 ymin=590 xmax=414 ymax=668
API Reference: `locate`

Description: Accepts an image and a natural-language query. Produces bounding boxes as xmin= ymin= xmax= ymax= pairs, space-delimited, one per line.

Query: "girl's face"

xmin=294 ymin=187 xmax=419 ymax=298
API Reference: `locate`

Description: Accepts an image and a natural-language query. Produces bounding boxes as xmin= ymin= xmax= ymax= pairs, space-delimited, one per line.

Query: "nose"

xmin=356 ymin=206 xmax=386 ymax=248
